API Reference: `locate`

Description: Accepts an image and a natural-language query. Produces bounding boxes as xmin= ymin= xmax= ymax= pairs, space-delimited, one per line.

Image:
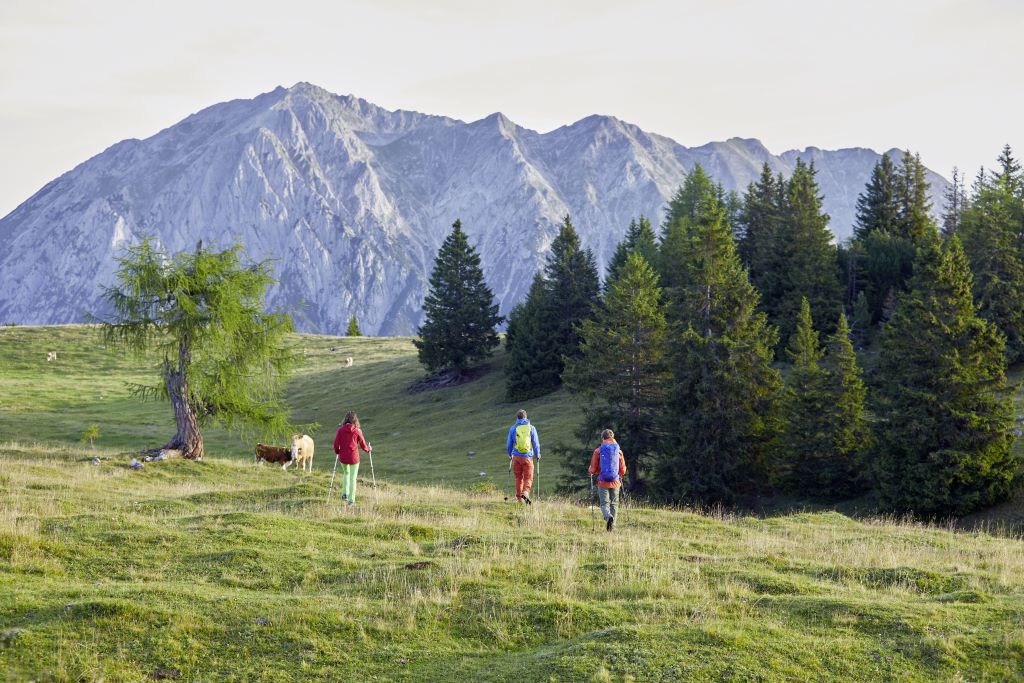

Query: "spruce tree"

xmin=504 ymin=216 xmax=600 ymax=398
xmin=415 ymin=220 xmax=502 ymax=378
xmin=607 ymin=215 xmax=658 ymax=284
xmin=658 ymin=186 xmax=782 ymax=504
xmin=659 ymin=166 xmax=720 ymax=291
xmin=873 ymin=236 xmax=1017 ymax=516
xmin=854 ymin=154 xmax=900 ymax=241
xmin=817 ymin=312 xmax=871 ymax=498
xmin=851 ymin=290 xmax=872 ymax=347
xmin=774 ymin=159 xmax=843 ymax=342
xmin=958 ymin=146 xmax=1024 ymax=363
xmin=738 ymin=164 xmax=784 ymax=314
xmin=778 ymin=298 xmax=828 ymax=492
xmin=534 ymin=216 xmax=601 ymax=390
xmin=346 ymin=316 xmax=362 ymax=336
xmin=895 ymin=151 xmax=936 ymax=243
xmin=941 ymin=166 xmax=966 ymax=238
xmin=564 ymin=253 xmax=669 ymax=488
xmin=853 ymin=151 xmax=937 ymax=325
xmin=504 ymin=274 xmax=547 ymax=401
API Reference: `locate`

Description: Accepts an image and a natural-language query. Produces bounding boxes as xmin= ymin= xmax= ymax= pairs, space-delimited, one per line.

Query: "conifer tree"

xmin=854 ymin=154 xmax=900 ymax=241
xmin=738 ymin=164 xmax=783 ymax=311
xmin=773 ymin=159 xmax=843 ymax=341
xmin=941 ymin=166 xmax=966 ymax=238
xmin=851 ymin=290 xmax=872 ymax=347
xmin=958 ymin=146 xmax=1024 ymax=362
xmin=607 ymin=215 xmax=658 ymax=284
xmin=100 ymin=240 xmax=297 ymax=460
xmin=659 ymin=166 xmax=720 ymax=291
xmin=658 ymin=186 xmax=782 ymax=503
xmin=817 ymin=312 xmax=871 ymax=498
xmin=504 ymin=274 xmax=546 ymax=401
xmin=873 ymin=236 xmax=1017 ymax=516
xmin=778 ymin=298 xmax=828 ymax=491
xmin=415 ymin=220 xmax=502 ymax=378
xmin=504 ymin=216 xmax=600 ymax=398
xmin=662 ymin=165 xmax=717 ymax=232
xmin=895 ymin=151 xmax=936 ymax=243
xmin=346 ymin=315 xmax=362 ymax=336
xmin=853 ymin=152 xmax=937 ymax=325
xmin=564 ymin=253 xmax=669 ymax=487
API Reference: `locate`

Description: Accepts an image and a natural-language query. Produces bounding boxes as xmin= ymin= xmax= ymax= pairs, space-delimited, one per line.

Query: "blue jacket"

xmin=506 ymin=418 xmax=541 ymax=459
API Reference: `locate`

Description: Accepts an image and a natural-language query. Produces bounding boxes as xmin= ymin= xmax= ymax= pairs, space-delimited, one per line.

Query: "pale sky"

xmin=1 ymin=0 xmax=1021 ymax=217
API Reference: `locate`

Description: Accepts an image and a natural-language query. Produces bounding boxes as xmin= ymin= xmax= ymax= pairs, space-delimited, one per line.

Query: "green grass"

xmin=2 ymin=326 xmax=1024 ymax=681
xmin=0 ymin=325 xmax=581 ymax=488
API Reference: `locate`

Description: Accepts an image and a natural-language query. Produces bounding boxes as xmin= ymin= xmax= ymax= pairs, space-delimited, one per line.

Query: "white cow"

xmin=46 ymin=351 xmax=57 ymax=362
xmin=291 ymin=434 xmax=315 ymax=472
xmin=344 ymin=357 xmax=353 ymax=367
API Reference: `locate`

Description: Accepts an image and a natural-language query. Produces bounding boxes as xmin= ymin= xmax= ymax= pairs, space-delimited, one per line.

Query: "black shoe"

xmin=523 ymin=494 xmax=532 ymax=505
xmin=606 ymin=516 xmax=615 ymax=531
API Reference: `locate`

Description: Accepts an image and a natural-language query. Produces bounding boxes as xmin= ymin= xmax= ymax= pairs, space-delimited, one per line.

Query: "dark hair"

xmin=516 ymin=409 xmax=527 ymax=419
xmin=343 ymin=411 xmax=360 ymax=429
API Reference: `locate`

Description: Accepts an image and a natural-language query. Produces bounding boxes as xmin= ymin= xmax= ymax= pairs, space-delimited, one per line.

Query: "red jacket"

xmin=333 ymin=423 xmax=370 ymax=465
xmin=589 ymin=439 xmax=626 ymax=489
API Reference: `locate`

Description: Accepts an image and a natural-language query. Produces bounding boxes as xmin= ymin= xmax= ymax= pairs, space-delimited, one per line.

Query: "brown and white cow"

xmin=255 ymin=443 xmax=293 ymax=469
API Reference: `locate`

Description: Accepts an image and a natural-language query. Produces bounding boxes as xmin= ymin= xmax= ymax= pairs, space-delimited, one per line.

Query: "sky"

xmin=1 ymin=0 xmax=1022 ymax=217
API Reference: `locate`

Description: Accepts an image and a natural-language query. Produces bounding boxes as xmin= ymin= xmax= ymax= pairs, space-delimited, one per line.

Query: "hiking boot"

xmin=606 ymin=516 xmax=615 ymax=531
xmin=341 ymin=493 xmax=348 ymax=501
xmin=523 ymin=494 xmax=532 ymax=505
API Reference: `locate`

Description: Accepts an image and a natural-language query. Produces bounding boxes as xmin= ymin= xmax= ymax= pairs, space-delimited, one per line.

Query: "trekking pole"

xmin=590 ymin=475 xmax=596 ymax=532
xmin=535 ymin=458 xmax=540 ymax=501
xmin=504 ymin=457 xmax=513 ymax=501
xmin=368 ymin=444 xmax=376 ymax=490
xmin=326 ymin=454 xmax=339 ymax=505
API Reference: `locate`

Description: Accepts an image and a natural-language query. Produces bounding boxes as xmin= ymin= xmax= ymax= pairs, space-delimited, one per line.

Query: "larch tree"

xmin=346 ymin=315 xmax=362 ymax=336
xmin=100 ymin=239 xmax=297 ymax=460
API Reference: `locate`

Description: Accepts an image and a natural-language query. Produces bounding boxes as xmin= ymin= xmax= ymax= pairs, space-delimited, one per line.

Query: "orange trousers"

xmin=512 ymin=455 xmax=534 ymax=499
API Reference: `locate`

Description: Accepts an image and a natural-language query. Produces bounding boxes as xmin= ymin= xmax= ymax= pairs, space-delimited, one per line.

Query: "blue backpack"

xmin=598 ymin=443 xmax=620 ymax=483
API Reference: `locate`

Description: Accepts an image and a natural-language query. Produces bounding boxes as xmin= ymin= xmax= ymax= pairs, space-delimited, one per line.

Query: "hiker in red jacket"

xmin=588 ymin=429 xmax=626 ymax=531
xmin=333 ymin=411 xmax=371 ymax=506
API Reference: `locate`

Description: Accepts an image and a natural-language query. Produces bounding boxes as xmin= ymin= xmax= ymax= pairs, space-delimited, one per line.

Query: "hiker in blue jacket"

xmin=506 ymin=409 xmax=540 ymax=504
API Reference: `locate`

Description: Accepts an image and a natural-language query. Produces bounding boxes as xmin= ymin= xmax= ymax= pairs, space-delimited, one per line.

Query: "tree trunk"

xmin=163 ymin=339 xmax=204 ymax=460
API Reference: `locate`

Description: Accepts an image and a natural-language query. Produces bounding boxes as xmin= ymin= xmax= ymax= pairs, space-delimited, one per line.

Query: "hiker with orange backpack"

xmin=506 ymin=409 xmax=540 ymax=504
xmin=589 ymin=429 xmax=627 ymax=531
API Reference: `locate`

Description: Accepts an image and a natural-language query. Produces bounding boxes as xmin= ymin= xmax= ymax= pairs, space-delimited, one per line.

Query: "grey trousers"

xmin=598 ymin=486 xmax=619 ymax=521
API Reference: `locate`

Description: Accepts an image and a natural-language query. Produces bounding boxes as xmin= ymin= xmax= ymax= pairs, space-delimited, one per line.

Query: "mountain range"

xmin=0 ymin=83 xmax=949 ymax=334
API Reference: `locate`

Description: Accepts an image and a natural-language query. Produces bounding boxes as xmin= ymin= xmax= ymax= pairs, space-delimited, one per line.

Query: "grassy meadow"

xmin=1 ymin=325 xmax=1024 ymax=681
xmin=0 ymin=325 xmax=582 ymax=488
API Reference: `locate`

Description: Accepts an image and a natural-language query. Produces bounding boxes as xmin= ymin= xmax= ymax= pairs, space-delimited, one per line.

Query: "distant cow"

xmin=46 ymin=351 xmax=57 ymax=362
xmin=345 ymin=357 xmax=353 ymax=367
xmin=255 ymin=443 xmax=293 ymax=469
xmin=291 ymin=434 xmax=315 ymax=472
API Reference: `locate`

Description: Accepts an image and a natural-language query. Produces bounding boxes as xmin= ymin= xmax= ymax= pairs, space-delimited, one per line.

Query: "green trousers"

xmin=342 ymin=463 xmax=359 ymax=503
